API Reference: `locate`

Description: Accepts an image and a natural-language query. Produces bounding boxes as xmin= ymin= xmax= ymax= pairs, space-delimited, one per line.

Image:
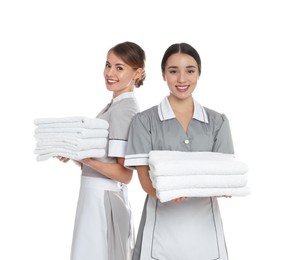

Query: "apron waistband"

xmin=80 ymin=176 xmax=122 ymax=192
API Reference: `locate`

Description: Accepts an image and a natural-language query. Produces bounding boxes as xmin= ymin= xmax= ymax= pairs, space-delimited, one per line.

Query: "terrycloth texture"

xmin=150 ymin=160 xmax=248 ymax=176
xmin=34 ymin=116 xmax=109 ymax=129
xmin=149 ymin=151 xmax=249 ymax=176
xmin=34 ymin=128 xmax=108 ymax=139
xmin=36 ymin=137 xmax=107 ymax=151
xmin=157 ymin=187 xmax=251 ymax=203
xmin=149 ymin=173 xmax=248 ymax=191
xmin=149 ymin=150 xmax=234 ymax=162
xmin=34 ymin=116 xmax=109 ymax=161
xmin=35 ymin=127 xmax=108 ymax=135
xmin=35 ymin=148 xmax=106 ymax=161
xmin=148 ymin=151 xmax=250 ymax=202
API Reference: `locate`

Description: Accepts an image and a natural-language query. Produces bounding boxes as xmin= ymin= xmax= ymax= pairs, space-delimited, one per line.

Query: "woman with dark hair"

xmin=125 ymin=43 xmax=234 ymax=260
xmin=58 ymin=41 xmax=146 ymax=260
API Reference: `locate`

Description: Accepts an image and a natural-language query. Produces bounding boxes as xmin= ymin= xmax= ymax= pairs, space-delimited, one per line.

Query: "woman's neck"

xmin=168 ymin=95 xmax=194 ymax=114
xmin=168 ymin=95 xmax=194 ymax=132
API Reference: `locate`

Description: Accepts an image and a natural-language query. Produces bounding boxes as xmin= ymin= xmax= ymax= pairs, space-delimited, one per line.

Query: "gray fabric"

xmin=125 ymin=99 xmax=234 ymax=168
xmin=125 ymin=97 xmax=234 ymax=260
xmin=132 ymin=196 xmax=148 ymax=260
xmin=82 ymin=92 xmax=139 ymax=177
xmin=105 ymin=190 xmax=132 ymax=260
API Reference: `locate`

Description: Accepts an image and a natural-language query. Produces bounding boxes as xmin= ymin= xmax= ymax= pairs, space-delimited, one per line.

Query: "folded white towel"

xmin=148 ymin=151 xmax=250 ymax=202
xmin=34 ymin=128 xmax=108 ymax=139
xmin=149 ymin=151 xmax=248 ymax=176
xmin=34 ymin=116 xmax=109 ymax=129
xmin=157 ymin=187 xmax=251 ymax=203
xmin=36 ymin=137 xmax=107 ymax=151
xmin=150 ymin=159 xmax=248 ymax=176
xmin=35 ymin=148 xmax=106 ymax=161
xmin=150 ymin=173 xmax=247 ymax=191
xmin=35 ymin=127 xmax=108 ymax=134
xmin=34 ymin=146 xmax=99 ymax=155
xmin=149 ymin=151 xmax=235 ymax=162
xmin=35 ymin=116 xmax=87 ymax=125
xmin=35 ymin=117 xmax=109 ymax=129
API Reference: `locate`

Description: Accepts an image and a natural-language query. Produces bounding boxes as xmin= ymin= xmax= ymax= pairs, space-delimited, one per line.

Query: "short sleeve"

xmin=212 ymin=114 xmax=234 ymax=154
xmin=108 ymin=107 xmax=137 ymax=158
xmin=124 ymin=113 xmax=152 ymax=167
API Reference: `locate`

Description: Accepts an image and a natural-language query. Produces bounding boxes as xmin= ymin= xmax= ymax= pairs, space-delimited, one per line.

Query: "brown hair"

xmin=108 ymin=41 xmax=146 ymax=87
xmin=161 ymin=43 xmax=201 ymax=76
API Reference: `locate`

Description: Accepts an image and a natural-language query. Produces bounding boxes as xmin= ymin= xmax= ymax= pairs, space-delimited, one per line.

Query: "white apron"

xmin=134 ymin=196 xmax=228 ymax=260
xmin=71 ymin=176 xmax=133 ymax=260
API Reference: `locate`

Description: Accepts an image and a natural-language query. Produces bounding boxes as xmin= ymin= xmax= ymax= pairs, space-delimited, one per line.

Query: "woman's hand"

xmin=171 ymin=197 xmax=188 ymax=203
xmin=55 ymin=156 xmax=70 ymax=163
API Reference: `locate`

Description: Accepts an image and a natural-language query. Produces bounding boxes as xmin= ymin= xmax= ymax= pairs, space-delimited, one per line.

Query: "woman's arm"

xmin=80 ymin=157 xmax=133 ymax=184
xmin=136 ymin=166 xmax=157 ymax=198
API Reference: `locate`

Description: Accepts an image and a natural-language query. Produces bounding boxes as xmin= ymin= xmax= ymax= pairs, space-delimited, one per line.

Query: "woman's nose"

xmin=105 ymin=66 xmax=116 ymax=76
xmin=178 ymin=72 xmax=186 ymax=83
xmin=106 ymin=68 xmax=114 ymax=76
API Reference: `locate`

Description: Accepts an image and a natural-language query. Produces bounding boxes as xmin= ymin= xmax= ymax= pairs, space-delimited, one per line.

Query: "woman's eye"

xmin=169 ymin=70 xmax=177 ymax=74
xmin=105 ymin=63 xmax=110 ymax=68
xmin=116 ymin=66 xmax=124 ymax=71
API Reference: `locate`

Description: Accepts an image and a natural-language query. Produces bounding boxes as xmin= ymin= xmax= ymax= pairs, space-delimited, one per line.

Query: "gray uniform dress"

xmin=71 ymin=92 xmax=139 ymax=260
xmin=125 ymin=97 xmax=234 ymax=260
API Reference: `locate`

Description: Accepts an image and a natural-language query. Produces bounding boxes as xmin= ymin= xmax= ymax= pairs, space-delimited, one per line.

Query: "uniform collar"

xmin=112 ymin=92 xmax=135 ymax=103
xmin=157 ymin=96 xmax=208 ymax=123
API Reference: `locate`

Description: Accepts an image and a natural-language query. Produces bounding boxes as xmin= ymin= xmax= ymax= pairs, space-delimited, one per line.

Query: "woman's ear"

xmin=134 ymin=68 xmax=143 ymax=79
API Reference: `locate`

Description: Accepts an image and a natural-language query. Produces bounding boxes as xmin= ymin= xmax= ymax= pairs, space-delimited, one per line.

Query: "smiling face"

xmin=163 ymin=52 xmax=200 ymax=101
xmin=103 ymin=51 xmax=141 ymax=97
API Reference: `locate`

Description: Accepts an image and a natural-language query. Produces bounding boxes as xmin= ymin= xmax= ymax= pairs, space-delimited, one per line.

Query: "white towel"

xmin=148 ymin=151 xmax=250 ymax=202
xmin=36 ymin=137 xmax=107 ymax=151
xmin=34 ymin=128 xmax=108 ymax=139
xmin=35 ymin=148 xmax=106 ymax=161
xmin=149 ymin=151 xmax=248 ymax=176
xmin=35 ymin=127 xmax=108 ymax=134
xmin=150 ymin=173 xmax=247 ymax=191
xmin=34 ymin=116 xmax=109 ymax=129
xmin=35 ymin=117 xmax=109 ymax=129
xmin=150 ymin=159 xmax=248 ymax=176
xmin=34 ymin=146 xmax=100 ymax=155
xmin=149 ymin=151 xmax=235 ymax=162
xmin=157 ymin=187 xmax=251 ymax=203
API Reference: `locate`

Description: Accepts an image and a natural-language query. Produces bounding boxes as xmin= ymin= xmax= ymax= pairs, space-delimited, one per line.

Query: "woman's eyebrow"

xmin=186 ymin=65 xmax=197 ymax=68
xmin=167 ymin=66 xmax=178 ymax=69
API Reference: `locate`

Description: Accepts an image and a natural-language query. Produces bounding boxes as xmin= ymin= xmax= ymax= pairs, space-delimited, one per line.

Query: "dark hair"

xmin=108 ymin=41 xmax=146 ymax=88
xmin=161 ymin=43 xmax=201 ymax=76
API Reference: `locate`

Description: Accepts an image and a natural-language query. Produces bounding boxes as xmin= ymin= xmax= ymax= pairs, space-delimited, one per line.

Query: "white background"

xmin=1 ymin=0 xmax=288 ymax=259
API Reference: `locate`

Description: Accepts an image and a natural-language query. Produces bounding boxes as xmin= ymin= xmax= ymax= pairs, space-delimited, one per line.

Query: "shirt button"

xmin=184 ymin=139 xmax=190 ymax=144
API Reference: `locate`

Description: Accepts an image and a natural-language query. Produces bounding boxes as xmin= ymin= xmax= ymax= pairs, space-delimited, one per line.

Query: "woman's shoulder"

xmin=140 ymin=104 xmax=158 ymax=115
xmin=131 ymin=105 xmax=159 ymax=125
xmin=204 ymin=106 xmax=222 ymax=117
xmin=203 ymin=106 xmax=230 ymax=126
xmin=135 ymin=105 xmax=158 ymax=117
xmin=117 ymin=96 xmax=140 ymax=110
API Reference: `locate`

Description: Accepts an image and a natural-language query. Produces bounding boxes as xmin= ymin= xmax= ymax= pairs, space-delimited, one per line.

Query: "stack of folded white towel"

xmin=34 ymin=116 xmax=109 ymax=161
xmin=148 ymin=151 xmax=250 ymax=202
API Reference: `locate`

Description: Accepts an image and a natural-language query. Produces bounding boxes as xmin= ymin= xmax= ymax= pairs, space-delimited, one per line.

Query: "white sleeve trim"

xmin=124 ymin=153 xmax=149 ymax=168
xmin=108 ymin=139 xmax=127 ymax=157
